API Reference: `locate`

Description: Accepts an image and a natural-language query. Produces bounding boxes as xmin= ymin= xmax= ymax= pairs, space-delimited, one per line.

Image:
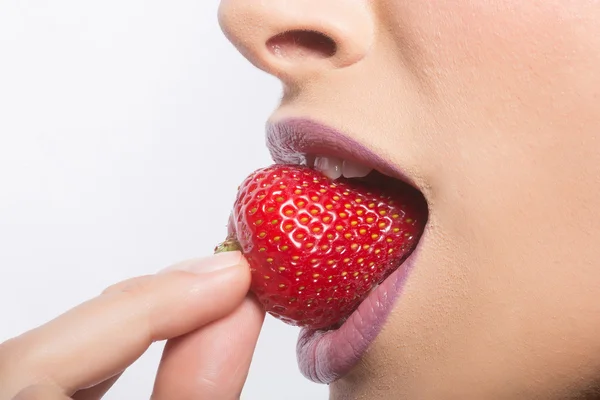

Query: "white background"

xmin=0 ymin=1 xmax=328 ymax=399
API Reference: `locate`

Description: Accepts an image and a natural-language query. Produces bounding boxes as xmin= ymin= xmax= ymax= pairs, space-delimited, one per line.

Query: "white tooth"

xmin=342 ymin=159 xmax=373 ymax=178
xmin=314 ymin=156 xmax=343 ymax=180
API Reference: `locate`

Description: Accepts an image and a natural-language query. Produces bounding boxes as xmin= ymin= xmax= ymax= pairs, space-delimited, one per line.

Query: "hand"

xmin=0 ymin=251 xmax=265 ymax=400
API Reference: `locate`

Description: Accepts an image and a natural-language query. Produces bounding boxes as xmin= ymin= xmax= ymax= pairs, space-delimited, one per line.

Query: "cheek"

xmin=380 ymin=0 xmax=599 ymax=101
xmin=383 ymin=0 xmax=575 ymax=57
xmin=379 ymin=0 xmax=600 ymax=202
xmin=390 ymin=0 xmax=600 ymax=288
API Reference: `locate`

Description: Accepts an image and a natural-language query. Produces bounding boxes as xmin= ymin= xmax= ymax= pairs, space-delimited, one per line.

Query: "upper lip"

xmin=266 ymin=117 xmax=416 ymax=187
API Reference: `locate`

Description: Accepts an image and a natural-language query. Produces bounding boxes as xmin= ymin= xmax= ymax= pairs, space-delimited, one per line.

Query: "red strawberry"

xmin=216 ymin=165 xmax=427 ymax=330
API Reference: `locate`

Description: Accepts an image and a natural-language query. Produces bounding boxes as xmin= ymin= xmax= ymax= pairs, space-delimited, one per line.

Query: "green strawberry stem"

xmin=214 ymin=237 xmax=242 ymax=254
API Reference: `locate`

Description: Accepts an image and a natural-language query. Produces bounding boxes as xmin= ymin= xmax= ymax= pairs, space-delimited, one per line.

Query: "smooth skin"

xmin=218 ymin=0 xmax=600 ymax=399
xmin=0 ymin=251 xmax=265 ymax=400
xmin=3 ymin=1 xmax=600 ymax=399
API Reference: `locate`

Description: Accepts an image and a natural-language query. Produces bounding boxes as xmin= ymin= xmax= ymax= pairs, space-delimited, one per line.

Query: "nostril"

xmin=266 ymin=30 xmax=337 ymax=61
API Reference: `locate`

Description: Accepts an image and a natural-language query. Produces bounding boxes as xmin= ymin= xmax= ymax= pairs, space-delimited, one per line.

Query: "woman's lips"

xmin=296 ymin=250 xmax=420 ymax=384
xmin=266 ymin=117 xmax=425 ymax=384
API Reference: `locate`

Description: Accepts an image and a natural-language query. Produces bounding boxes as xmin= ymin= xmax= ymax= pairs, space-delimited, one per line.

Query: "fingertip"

xmin=152 ymin=295 xmax=266 ymax=400
xmin=157 ymin=251 xmax=247 ymax=275
xmin=139 ymin=255 xmax=255 ymax=342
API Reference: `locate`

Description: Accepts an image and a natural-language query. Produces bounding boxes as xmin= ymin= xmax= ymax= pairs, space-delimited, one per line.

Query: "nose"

xmin=218 ymin=0 xmax=374 ymax=82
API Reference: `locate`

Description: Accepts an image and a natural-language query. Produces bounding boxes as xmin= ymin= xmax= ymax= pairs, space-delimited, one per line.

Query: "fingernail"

xmin=158 ymin=251 xmax=243 ymax=275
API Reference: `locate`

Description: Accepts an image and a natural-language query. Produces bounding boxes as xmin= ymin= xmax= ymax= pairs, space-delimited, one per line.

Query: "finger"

xmin=13 ymin=384 xmax=70 ymax=400
xmin=2 ymin=252 xmax=250 ymax=398
xmin=152 ymin=295 xmax=265 ymax=400
xmin=71 ymin=374 xmax=121 ymax=400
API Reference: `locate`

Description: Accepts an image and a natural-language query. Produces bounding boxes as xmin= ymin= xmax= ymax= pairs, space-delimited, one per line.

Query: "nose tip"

xmin=218 ymin=0 xmax=374 ymax=81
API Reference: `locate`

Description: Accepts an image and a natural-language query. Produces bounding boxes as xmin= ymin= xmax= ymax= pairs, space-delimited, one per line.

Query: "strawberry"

xmin=216 ymin=165 xmax=427 ymax=330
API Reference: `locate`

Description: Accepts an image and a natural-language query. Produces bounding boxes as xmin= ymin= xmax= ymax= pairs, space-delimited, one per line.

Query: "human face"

xmin=218 ymin=1 xmax=600 ymax=398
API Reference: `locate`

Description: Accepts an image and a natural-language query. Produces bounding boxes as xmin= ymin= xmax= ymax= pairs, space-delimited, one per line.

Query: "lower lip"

xmin=296 ymin=246 xmax=421 ymax=384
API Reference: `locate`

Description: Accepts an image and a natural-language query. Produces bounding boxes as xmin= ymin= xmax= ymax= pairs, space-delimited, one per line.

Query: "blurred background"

xmin=0 ymin=1 xmax=328 ymax=399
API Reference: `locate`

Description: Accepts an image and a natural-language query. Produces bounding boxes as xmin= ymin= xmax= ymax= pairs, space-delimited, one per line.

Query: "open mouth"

xmin=266 ymin=118 xmax=429 ymax=384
